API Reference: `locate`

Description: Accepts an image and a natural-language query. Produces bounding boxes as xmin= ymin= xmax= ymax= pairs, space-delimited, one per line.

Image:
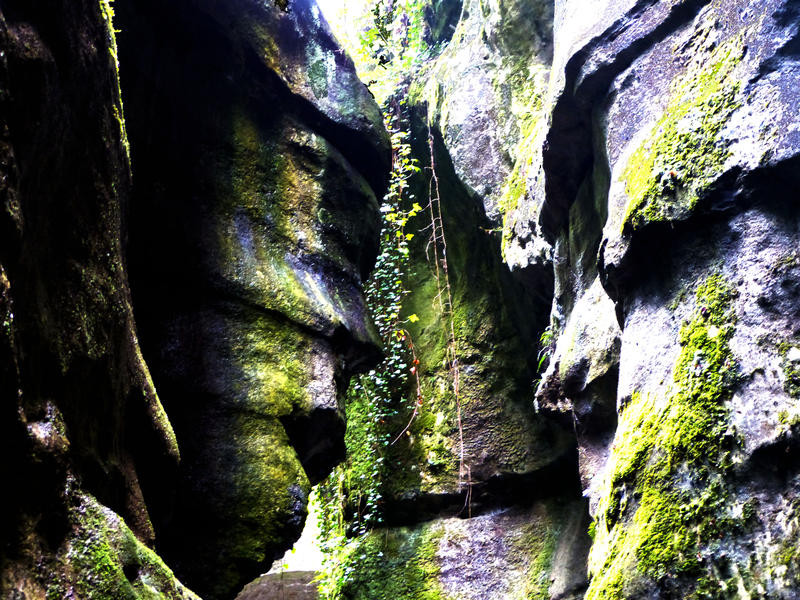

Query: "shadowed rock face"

xmin=113 ymin=0 xmax=390 ymax=598
xmin=0 ymin=0 xmax=387 ymax=598
xmin=0 ymin=0 xmax=196 ymax=597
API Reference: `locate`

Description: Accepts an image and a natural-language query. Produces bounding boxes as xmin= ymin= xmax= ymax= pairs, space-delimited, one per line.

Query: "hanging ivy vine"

xmin=315 ymin=2 xmax=457 ymax=597
xmin=316 ymin=97 xmax=423 ymax=599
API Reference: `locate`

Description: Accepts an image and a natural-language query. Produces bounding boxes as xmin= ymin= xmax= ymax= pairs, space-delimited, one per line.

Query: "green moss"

xmin=223 ymin=106 xmax=372 ymax=337
xmin=233 ymin=313 xmax=314 ymax=415
xmin=588 ymin=520 xmax=597 ymax=541
xmin=621 ymin=37 xmax=744 ymax=233
xmin=307 ymin=43 xmax=330 ymax=99
xmin=763 ymin=337 xmax=800 ymax=400
xmin=226 ymin=410 xmax=310 ymax=549
xmin=779 ymin=345 xmax=800 ymax=399
xmin=588 ymin=275 xmax=741 ymax=598
xmin=773 ymin=506 xmax=800 ymax=586
xmin=499 ymin=160 xmax=528 ymax=218
xmin=59 ymin=494 xmax=196 ymax=599
xmin=521 ymin=521 xmax=559 ymax=600
xmin=495 ymin=66 xmax=547 ymax=260
xmin=135 ymin=341 xmax=180 ymax=462
xmin=99 ymin=0 xmax=131 ymax=162
xmin=334 ymin=524 xmax=445 ymax=600
xmin=770 ymin=250 xmax=800 ymax=275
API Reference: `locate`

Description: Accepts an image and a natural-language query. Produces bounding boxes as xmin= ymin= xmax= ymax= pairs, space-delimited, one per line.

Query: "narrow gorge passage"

xmin=1 ymin=1 xmax=799 ymax=600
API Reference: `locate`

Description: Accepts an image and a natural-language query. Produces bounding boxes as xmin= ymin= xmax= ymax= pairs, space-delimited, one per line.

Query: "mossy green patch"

xmin=517 ymin=511 xmax=560 ymax=600
xmin=99 ymin=0 xmax=131 ymax=162
xmin=320 ymin=522 xmax=445 ymax=600
xmin=774 ymin=507 xmax=800 ymax=586
xmin=588 ymin=275 xmax=743 ymax=598
xmin=778 ymin=342 xmax=800 ymax=399
xmin=307 ymin=43 xmax=330 ymax=99
xmin=221 ymin=106 xmax=377 ymax=340
xmin=621 ymin=36 xmax=744 ymax=233
xmin=352 ymin=526 xmax=444 ymax=600
xmin=51 ymin=493 xmax=197 ymax=599
xmin=497 ymin=74 xmax=547 ymax=258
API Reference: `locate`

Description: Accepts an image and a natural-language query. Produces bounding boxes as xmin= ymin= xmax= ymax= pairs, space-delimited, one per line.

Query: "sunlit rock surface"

xmin=324 ymin=0 xmax=800 ymax=598
xmin=533 ymin=0 xmax=800 ymax=597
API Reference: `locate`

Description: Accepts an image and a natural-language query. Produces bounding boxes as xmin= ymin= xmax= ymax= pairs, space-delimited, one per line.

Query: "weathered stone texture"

xmin=1 ymin=0 xmax=387 ymax=599
xmin=114 ymin=0 xmax=389 ymax=597
xmin=0 ymin=0 xmax=191 ymax=597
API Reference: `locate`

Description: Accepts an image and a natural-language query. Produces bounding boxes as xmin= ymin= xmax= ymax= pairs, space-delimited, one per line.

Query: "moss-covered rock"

xmin=0 ymin=0 xmax=189 ymax=595
xmin=4 ymin=488 xmax=198 ymax=599
xmin=583 ymin=202 xmax=800 ymax=598
xmin=588 ymin=274 xmax=741 ymax=598
xmin=619 ymin=35 xmax=744 ymax=233
xmin=113 ymin=0 xmax=390 ymax=597
xmin=376 ymin=113 xmax=574 ymax=511
xmin=336 ymin=499 xmax=589 ymax=600
xmin=599 ymin=0 xmax=800 ymax=282
xmin=56 ymin=492 xmax=198 ymax=600
xmin=411 ymin=0 xmax=554 ymax=279
xmin=516 ymin=0 xmax=800 ymax=597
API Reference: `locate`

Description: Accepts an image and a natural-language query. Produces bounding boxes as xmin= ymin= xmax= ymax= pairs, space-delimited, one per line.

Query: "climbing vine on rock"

xmin=321 ymin=0 xmax=441 ymax=104
xmin=315 ymin=2 xmax=477 ymax=596
xmin=316 ymin=95 xmax=423 ymax=599
xmin=315 ymin=2 xmax=466 ymax=597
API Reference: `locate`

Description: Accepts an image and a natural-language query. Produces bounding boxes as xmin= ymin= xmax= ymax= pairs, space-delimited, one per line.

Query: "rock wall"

xmin=114 ymin=1 xmax=388 ymax=597
xmin=325 ymin=1 xmax=591 ymax=598
xmin=0 ymin=1 xmax=386 ymax=599
xmin=327 ymin=0 xmax=800 ymax=598
xmin=0 ymin=0 xmax=193 ymax=597
xmin=2 ymin=0 xmax=800 ymax=598
xmin=540 ymin=1 xmax=800 ymax=597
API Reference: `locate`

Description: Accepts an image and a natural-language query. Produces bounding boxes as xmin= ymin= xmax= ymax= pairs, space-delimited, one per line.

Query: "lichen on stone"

xmin=99 ymin=0 xmax=131 ymax=163
xmin=778 ymin=340 xmax=800 ymax=399
xmin=45 ymin=493 xmax=199 ymax=600
xmin=588 ymin=274 xmax=743 ymax=598
xmin=620 ymin=35 xmax=745 ymax=233
xmin=336 ymin=525 xmax=445 ymax=600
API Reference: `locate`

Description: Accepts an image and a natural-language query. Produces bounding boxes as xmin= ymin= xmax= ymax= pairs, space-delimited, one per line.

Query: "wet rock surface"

xmin=346 ymin=500 xmax=590 ymax=600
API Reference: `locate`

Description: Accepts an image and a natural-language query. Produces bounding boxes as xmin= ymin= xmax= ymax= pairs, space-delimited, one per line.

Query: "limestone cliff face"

xmin=327 ymin=1 xmax=590 ymax=598
xmin=538 ymin=1 xmax=800 ymax=597
xmin=114 ymin=1 xmax=389 ymax=597
xmin=3 ymin=0 xmax=800 ymax=598
xmin=0 ymin=1 xmax=387 ymax=599
xmin=330 ymin=0 xmax=800 ymax=598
